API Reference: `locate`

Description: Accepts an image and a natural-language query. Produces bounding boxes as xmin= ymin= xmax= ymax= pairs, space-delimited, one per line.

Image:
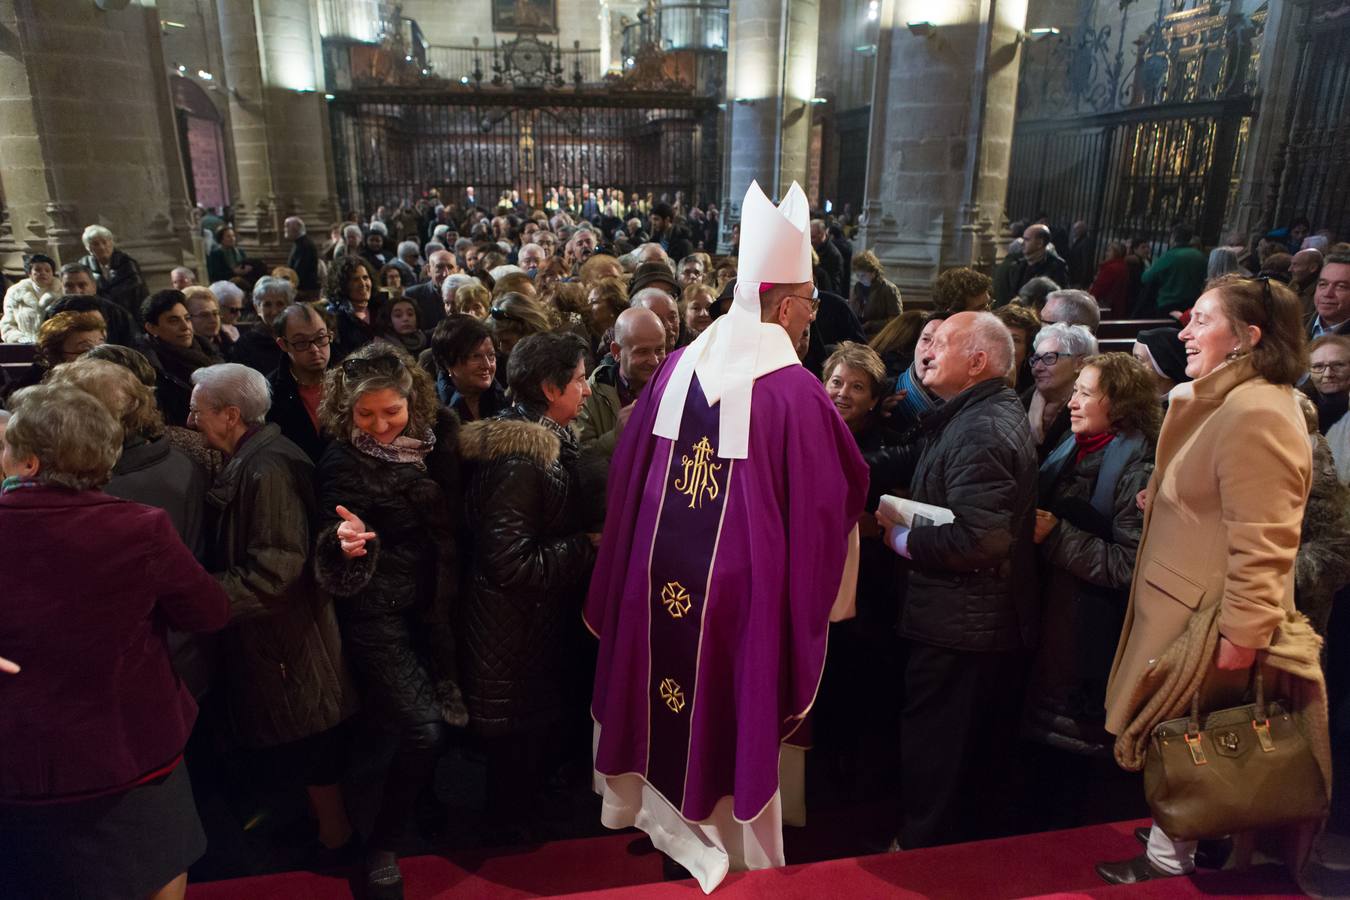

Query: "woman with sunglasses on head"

xmin=1096 ymin=275 xmax=1317 ymax=884
xmin=1023 ymin=322 xmax=1098 ymax=462
xmin=487 ymin=292 xmax=554 ymax=386
xmin=312 ymin=343 xmax=466 ymax=900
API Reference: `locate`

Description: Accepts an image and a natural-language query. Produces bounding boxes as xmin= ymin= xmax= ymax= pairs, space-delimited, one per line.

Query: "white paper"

xmin=879 ymin=494 xmax=955 ymax=529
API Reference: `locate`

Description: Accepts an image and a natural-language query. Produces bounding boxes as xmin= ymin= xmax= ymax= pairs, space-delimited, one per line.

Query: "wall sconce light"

xmin=324 ymin=93 xmax=336 ymax=101
xmin=161 ymin=20 xmax=187 ymax=30
xmin=906 ymin=21 xmax=936 ymax=38
xmin=1026 ymin=27 xmax=1062 ymax=41
xmin=295 ymin=87 xmax=316 ymax=94
xmin=733 ymin=97 xmax=756 ymax=106
xmin=197 ymin=70 xmax=214 ymax=81
xmin=865 ymin=0 xmax=879 ymax=22
xmin=809 ymin=97 xmax=828 ymax=105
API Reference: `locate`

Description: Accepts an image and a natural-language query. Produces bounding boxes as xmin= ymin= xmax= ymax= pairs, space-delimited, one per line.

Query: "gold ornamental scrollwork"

xmin=659 ymin=677 xmax=686 ymax=713
xmin=660 ymin=581 xmax=692 ymax=619
xmin=672 ymin=435 xmax=723 ymax=509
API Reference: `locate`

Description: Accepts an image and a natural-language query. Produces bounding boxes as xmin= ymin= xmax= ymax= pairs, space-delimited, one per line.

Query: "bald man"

xmin=869 ymin=311 xmax=1037 ymax=851
xmin=574 ymin=307 xmax=667 ymax=457
xmin=630 ymin=286 xmax=681 ymax=353
xmin=403 ymin=249 xmax=459 ymax=328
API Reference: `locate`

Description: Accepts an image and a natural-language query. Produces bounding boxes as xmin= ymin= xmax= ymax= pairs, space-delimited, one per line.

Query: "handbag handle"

xmin=1186 ymin=660 xmax=1266 ymax=738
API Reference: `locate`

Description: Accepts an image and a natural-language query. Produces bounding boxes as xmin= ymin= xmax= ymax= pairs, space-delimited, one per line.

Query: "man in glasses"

xmin=265 ymin=303 xmax=333 ymax=463
xmin=586 ymin=180 xmax=868 ymax=892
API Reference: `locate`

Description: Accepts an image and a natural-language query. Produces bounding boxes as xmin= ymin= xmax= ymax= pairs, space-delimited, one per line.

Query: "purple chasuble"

xmin=585 ymin=347 xmax=868 ymax=822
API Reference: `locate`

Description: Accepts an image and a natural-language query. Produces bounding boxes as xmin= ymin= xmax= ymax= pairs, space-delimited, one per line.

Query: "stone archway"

xmin=172 ymin=76 xmax=230 ymax=211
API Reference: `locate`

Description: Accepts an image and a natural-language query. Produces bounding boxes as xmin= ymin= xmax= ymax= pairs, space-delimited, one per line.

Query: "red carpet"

xmin=187 ymin=819 xmax=1304 ymax=899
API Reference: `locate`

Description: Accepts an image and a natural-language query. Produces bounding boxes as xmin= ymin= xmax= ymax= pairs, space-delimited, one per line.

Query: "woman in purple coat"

xmin=0 ymin=383 xmax=230 ymax=900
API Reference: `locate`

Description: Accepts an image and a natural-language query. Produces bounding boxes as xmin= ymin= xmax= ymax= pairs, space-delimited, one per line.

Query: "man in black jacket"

xmin=811 ymin=219 xmax=845 ymax=295
xmin=285 ymin=216 xmax=321 ymax=293
xmin=404 ymin=249 xmax=459 ymax=330
xmin=266 ymin=304 xmax=331 ymax=463
xmin=869 ymin=310 xmax=1038 ymax=850
xmin=648 ymin=202 xmax=693 ymax=262
xmin=993 ymin=223 xmax=1070 ymax=305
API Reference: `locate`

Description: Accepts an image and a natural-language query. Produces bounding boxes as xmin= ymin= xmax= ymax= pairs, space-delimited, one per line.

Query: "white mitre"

xmin=652 ymin=180 xmax=812 ymax=459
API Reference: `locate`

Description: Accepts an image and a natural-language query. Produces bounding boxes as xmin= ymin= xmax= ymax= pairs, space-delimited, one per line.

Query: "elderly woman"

xmin=39 ymin=309 xmax=106 ymax=367
xmin=0 ymin=383 xmax=229 ymax=900
xmin=680 ymin=282 xmax=715 ymax=344
xmin=137 ymin=289 xmax=223 ymax=427
xmin=325 ymin=256 xmax=381 ymax=365
xmin=183 ymin=284 xmax=232 ymax=359
xmin=207 ymin=225 xmax=249 ymax=283
xmin=459 ymin=331 xmax=598 ymax=840
xmin=431 ymin=315 xmax=508 ymax=421
xmin=375 ymin=295 xmax=429 ymax=357
xmin=210 ymin=280 xmax=246 ymax=342
xmin=1024 ymin=321 xmax=1097 ymax=461
xmin=230 ymin=275 xmax=293 ymax=375
xmin=189 ymin=363 xmax=359 ymax=860
xmin=1309 ymin=335 xmax=1350 ymax=442
xmin=1096 ymin=275 xmax=1313 ymax=884
xmin=313 ymin=342 xmax=464 ymax=898
xmin=824 ymin=341 xmax=900 ymax=452
xmin=1 ymin=253 xmax=58 ymax=343
xmin=1024 ymin=353 xmax=1158 ymax=784
xmin=453 ymin=280 xmax=491 ymax=320
xmin=78 ymin=224 xmax=149 ymax=320
xmin=586 ymin=276 xmax=629 ymax=351
xmin=440 ymin=273 xmax=476 ymax=318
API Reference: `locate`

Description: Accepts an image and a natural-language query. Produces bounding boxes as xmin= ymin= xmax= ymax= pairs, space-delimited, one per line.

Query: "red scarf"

xmin=1074 ymin=430 xmax=1114 ymax=464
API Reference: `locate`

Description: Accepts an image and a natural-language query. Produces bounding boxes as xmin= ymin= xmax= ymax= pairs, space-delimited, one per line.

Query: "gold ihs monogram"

xmin=672 ymin=436 xmax=723 ymax=509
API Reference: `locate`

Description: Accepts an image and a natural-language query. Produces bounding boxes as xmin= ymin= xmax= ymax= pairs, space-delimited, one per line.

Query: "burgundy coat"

xmin=0 ymin=486 xmax=230 ymax=802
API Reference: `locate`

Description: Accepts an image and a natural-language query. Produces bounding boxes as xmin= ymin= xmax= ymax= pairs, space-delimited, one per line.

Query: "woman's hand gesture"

xmin=335 ymin=505 xmax=377 ymax=559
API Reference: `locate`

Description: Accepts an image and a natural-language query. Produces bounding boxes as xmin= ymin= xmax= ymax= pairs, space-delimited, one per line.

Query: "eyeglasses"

xmin=1310 ymin=362 xmax=1349 ymax=373
xmin=341 ymin=353 xmax=403 ymax=379
xmin=285 ymin=332 xmax=331 ymax=352
xmin=220 ymin=305 xmax=243 ymax=315
xmin=1030 ymin=351 xmax=1075 ymax=367
xmin=784 ymin=288 xmax=820 ymax=314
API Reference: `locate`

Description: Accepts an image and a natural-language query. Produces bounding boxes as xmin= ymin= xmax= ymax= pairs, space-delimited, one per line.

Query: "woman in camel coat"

xmin=1096 ymin=275 xmax=1312 ymax=885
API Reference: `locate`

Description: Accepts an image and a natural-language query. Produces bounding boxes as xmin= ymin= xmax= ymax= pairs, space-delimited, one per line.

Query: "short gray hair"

xmin=1042 ymin=289 xmax=1101 ymax=332
xmin=252 ymin=275 xmax=296 ymax=307
xmin=342 ymin=224 xmax=363 ymax=241
xmin=4 ymin=383 xmax=122 ymax=490
xmin=82 ymin=224 xmax=114 ymax=250
xmin=1034 ymin=321 xmax=1098 ymax=357
xmin=284 ymin=216 xmax=306 ymax=236
xmin=397 ymin=240 xmax=420 ymax=260
xmin=442 ymin=272 xmax=476 ymax=300
xmin=191 ymin=363 xmax=272 ymax=425
xmin=210 ymin=280 xmax=245 ymax=306
xmin=960 ymin=312 xmax=1015 ymax=379
xmin=424 ymin=240 xmax=447 ymax=258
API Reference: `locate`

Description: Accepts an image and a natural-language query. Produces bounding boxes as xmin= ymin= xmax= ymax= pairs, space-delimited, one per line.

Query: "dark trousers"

xmin=899 ymin=641 xmax=1025 ymax=849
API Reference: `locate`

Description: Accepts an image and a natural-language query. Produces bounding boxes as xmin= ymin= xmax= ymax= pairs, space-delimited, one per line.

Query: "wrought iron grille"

xmin=1007 ymin=1 xmax=1263 ymax=259
xmin=328 ymin=91 xmax=719 ymax=217
xmin=1267 ymin=3 xmax=1350 ymax=240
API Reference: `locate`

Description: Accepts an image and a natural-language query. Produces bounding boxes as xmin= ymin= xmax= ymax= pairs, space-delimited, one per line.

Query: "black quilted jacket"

xmin=865 ymin=378 xmax=1040 ymax=652
xmin=458 ymin=406 xmax=596 ymax=738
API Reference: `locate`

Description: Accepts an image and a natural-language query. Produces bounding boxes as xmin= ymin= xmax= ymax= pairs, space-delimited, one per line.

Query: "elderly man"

xmin=266 ymin=304 xmax=333 ymax=463
xmin=51 ymin=263 xmax=138 ymax=346
xmin=1038 ymin=288 xmax=1101 ymax=333
xmin=870 ymin=311 xmax=1037 ymax=850
xmin=170 ymin=267 xmax=197 ymax=291
xmin=404 ymin=249 xmax=458 ymax=329
xmin=575 ymin=307 xmax=666 ymax=457
xmin=994 ymin=223 xmax=1071 ymax=305
xmin=188 ymin=363 xmax=357 ymax=858
xmin=285 ymin=216 xmax=321 ymax=292
xmin=631 ymin=286 xmax=681 ymax=354
xmin=635 ymin=243 xmax=671 ymax=267
xmin=394 ymin=241 xmax=422 ymax=285
xmin=230 ymin=275 xmax=292 ymax=375
xmin=677 ymin=255 xmax=706 ymax=289
xmin=810 ymin=219 xmax=845 ymax=295
xmin=517 ymin=242 xmax=546 ymax=277
xmin=566 ymin=228 xmax=598 ymax=273
xmin=184 ymin=285 xmax=232 ymax=358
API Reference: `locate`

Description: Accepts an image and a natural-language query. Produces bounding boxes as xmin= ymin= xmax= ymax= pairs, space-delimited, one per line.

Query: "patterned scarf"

xmin=349 ymin=424 xmax=436 ymax=469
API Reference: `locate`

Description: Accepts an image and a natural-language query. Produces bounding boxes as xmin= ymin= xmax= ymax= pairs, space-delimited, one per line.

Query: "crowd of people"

xmin=1 ymin=187 xmax=1347 ymax=900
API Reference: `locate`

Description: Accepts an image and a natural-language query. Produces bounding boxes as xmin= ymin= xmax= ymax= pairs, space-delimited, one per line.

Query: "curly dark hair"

xmin=325 ymin=254 xmax=378 ymax=308
xmin=933 ymin=267 xmax=993 ymax=313
xmin=1082 ymin=352 xmax=1163 ymax=443
xmin=318 ymin=341 xmax=440 ymax=443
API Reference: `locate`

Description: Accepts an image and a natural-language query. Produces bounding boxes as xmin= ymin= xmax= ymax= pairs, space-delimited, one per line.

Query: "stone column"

xmin=0 ymin=0 xmax=194 ymax=285
xmin=217 ymin=0 xmax=338 ymax=251
xmin=855 ymin=0 xmax=1028 ymax=305
xmin=723 ymin=0 xmax=820 ymax=227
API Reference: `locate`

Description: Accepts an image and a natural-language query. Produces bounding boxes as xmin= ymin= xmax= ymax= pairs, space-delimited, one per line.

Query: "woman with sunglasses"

xmin=1096 ymin=275 xmax=1315 ymax=884
xmin=488 ymin=292 xmax=554 ymax=384
xmin=313 ymin=343 xmax=466 ymax=900
xmin=1022 ymin=322 xmax=1097 ymax=462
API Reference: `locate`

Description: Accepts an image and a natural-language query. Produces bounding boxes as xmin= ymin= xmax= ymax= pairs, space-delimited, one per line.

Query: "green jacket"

xmin=1141 ymin=247 xmax=1207 ymax=314
xmin=574 ymin=360 xmax=624 ymax=457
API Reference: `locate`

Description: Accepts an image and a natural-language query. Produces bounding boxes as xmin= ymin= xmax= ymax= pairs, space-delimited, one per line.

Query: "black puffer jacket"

xmin=458 ymin=407 xmax=596 ymax=738
xmin=866 ymin=378 xmax=1039 ymax=652
xmin=313 ymin=409 xmax=462 ymax=696
xmin=1023 ymin=436 xmax=1152 ymax=755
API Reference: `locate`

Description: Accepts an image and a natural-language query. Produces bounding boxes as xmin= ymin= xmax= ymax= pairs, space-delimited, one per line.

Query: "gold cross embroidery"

xmin=660 ymin=581 xmax=692 ymax=619
xmin=659 ymin=678 xmax=686 ymax=713
xmin=672 ymin=436 xmax=723 ymax=509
